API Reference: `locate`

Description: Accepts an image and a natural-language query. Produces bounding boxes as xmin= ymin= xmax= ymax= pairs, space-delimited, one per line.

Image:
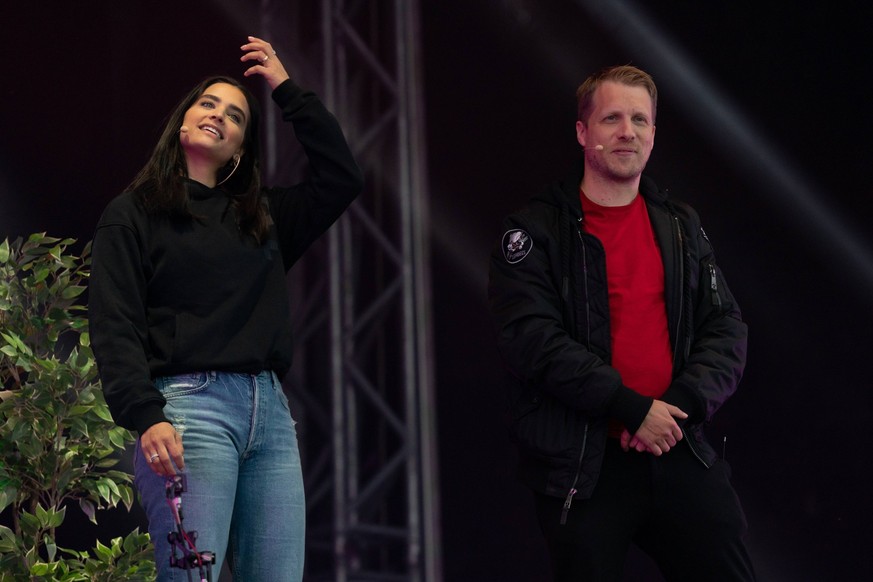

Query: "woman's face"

xmin=179 ymin=82 xmax=250 ymax=166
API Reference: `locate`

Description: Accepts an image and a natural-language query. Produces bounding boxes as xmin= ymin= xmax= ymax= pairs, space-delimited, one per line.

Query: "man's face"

xmin=576 ymin=81 xmax=656 ymax=183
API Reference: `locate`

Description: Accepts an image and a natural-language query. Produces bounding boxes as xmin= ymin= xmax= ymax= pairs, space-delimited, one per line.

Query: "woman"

xmin=89 ymin=36 xmax=363 ymax=581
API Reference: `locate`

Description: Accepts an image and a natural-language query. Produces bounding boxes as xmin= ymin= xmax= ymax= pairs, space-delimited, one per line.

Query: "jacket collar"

xmin=536 ymin=157 xmax=666 ymax=218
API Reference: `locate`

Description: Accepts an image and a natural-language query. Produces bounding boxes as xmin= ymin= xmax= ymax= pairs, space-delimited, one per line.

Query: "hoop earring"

xmin=216 ymin=154 xmax=241 ymax=186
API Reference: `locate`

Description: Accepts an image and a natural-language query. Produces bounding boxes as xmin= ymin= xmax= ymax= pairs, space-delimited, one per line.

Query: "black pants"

xmin=535 ymin=439 xmax=756 ymax=582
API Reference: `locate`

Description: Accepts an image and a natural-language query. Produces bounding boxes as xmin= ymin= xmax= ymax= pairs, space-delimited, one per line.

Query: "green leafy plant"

xmin=0 ymin=234 xmax=154 ymax=581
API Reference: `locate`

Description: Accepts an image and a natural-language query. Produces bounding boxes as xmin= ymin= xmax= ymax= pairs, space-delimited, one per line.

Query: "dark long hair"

xmin=129 ymin=76 xmax=270 ymax=243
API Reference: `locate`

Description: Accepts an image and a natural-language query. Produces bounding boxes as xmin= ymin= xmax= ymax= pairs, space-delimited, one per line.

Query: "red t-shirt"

xmin=580 ymin=190 xmax=673 ymax=400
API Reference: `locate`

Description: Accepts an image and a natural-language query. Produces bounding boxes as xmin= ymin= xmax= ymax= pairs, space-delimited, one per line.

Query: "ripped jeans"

xmin=134 ymin=370 xmax=305 ymax=581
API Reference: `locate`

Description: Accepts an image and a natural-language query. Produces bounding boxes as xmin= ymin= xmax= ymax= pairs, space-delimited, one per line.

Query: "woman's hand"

xmin=140 ymin=421 xmax=185 ymax=476
xmin=241 ymin=36 xmax=290 ymax=89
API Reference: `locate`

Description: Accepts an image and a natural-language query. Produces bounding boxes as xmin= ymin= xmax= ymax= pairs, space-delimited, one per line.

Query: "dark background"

xmin=3 ymin=2 xmax=871 ymax=580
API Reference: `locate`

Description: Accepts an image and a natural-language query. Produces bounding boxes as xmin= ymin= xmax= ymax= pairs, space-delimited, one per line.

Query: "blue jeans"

xmin=134 ymin=371 xmax=305 ymax=581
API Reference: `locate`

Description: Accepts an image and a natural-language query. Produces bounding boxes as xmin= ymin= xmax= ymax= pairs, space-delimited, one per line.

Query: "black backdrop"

xmin=3 ymin=2 xmax=871 ymax=580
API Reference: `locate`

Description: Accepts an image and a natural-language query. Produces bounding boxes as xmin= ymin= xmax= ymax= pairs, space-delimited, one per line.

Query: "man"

xmin=488 ymin=65 xmax=756 ymax=581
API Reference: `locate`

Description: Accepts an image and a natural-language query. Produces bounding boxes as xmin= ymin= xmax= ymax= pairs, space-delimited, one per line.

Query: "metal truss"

xmin=259 ymin=2 xmax=440 ymax=581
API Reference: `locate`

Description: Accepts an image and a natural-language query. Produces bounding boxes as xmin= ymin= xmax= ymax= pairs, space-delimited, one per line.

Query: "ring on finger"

xmin=149 ymin=453 xmax=160 ymax=463
xmin=261 ymin=54 xmax=270 ymax=63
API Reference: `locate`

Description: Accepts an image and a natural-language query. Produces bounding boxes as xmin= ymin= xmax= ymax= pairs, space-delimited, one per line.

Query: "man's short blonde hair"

xmin=576 ymin=65 xmax=658 ymax=125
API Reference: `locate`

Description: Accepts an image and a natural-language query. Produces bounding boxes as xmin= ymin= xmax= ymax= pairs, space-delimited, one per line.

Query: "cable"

xmin=165 ymin=474 xmax=215 ymax=582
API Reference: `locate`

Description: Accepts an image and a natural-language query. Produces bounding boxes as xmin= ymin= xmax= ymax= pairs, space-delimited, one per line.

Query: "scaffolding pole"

xmin=260 ymin=2 xmax=440 ymax=580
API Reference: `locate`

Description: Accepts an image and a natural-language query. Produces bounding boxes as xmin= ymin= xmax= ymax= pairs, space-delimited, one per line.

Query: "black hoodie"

xmin=89 ymin=80 xmax=363 ymax=434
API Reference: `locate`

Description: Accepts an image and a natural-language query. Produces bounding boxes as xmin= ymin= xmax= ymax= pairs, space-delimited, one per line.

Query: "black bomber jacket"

xmin=487 ymin=162 xmax=748 ymax=516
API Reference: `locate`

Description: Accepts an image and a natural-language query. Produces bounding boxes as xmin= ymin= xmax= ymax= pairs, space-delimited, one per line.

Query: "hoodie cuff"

xmin=132 ymin=403 xmax=171 ymax=436
xmin=661 ymin=383 xmax=701 ymax=425
xmin=271 ymin=78 xmax=301 ymax=107
xmin=607 ymin=387 xmax=653 ymax=434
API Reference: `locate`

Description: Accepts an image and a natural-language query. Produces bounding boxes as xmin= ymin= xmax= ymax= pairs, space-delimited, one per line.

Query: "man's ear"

xmin=575 ymin=120 xmax=587 ymax=148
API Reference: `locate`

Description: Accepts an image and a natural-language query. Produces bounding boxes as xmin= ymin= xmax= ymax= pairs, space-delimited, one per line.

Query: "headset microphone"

xmin=180 ymin=126 xmax=189 ymax=133
xmin=590 ymin=145 xmax=604 ymax=151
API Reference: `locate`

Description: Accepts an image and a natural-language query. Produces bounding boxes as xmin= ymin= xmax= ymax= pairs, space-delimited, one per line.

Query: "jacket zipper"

xmin=699 ymin=227 xmax=723 ymax=310
xmin=561 ymin=422 xmax=588 ymax=525
xmin=559 ymin=221 xmax=591 ymax=525
xmin=682 ymin=427 xmax=711 ymax=468
xmin=708 ymin=263 xmax=722 ymax=309
xmin=672 ymin=215 xmax=711 ymax=468
xmin=672 ymin=216 xmax=686 ymax=369
xmin=577 ymin=220 xmax=591 ymax=348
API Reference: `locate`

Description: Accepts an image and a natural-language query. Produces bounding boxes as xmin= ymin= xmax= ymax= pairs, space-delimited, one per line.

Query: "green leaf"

xmin=77 ymin=388 xmax=97 ymax=404
xmin=0 ymin=525 xmax=19 ymax=553
xmin=0 ymin=331 xmax=27 ymax=354
xmin=70 ymin=416 xmax=90 ymax=439
xmin=32 ymin=266 xmax=51 ymax=284
xmin=93 ymin=539 xmax=113 ymax=562
xmin=0 ymin=486 xmax=14 ymax=512
xmin=96 ymin=480 xmax=110 ymax=503
xmin=0 ymin=238 xmax=9 ymax=263
xmin=29 ymin=563 xmax=52 ymax=577
xmin=94 ymin=458 xmax=119 ymax=468
xmin=119 ymin=484 xmax=134 ymax=512
xmin=0 ymin=538 xmax=17 ymax=554
xmin=44 ymin=534 xmax=58 ymax=562
xmin=20 ymin=512 xmax=41 ymax=538
xmin=28 ymin=233 xmax=57 ymax=244
xmin=57 ymin=544 xmax=90 ymax=560
xmin=103 ymin=477 xmax=121 ymax=499
xmin=68 ymin=404 xmax=91 ymax=417
xmin=36 ymin=503 xmax=50 ymax=528
xmin=21 ymin=246 xmax=50 ymax=261
xmin=91 ymin=405 xmax=113 ymax=423
xmin=61 ymin=285 xmax=86 ymax=299
xmin=24 ymin=546 xmax=37 ymax=569
xmin=47 ymin=505 xmax=67 ymax=528
xmin=107 ymin=427 xmax=127 ymax=449
xmin=56 ymin=467 xmax=74 ymax=491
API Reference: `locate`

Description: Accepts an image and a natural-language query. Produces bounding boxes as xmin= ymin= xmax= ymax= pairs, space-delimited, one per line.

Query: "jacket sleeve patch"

xmin=502 ymin=229 xmax=534 ymax=264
